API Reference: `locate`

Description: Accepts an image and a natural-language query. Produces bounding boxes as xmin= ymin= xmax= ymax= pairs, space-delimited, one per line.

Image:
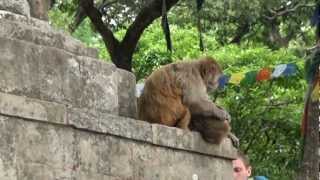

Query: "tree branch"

xmin=70 ymin=0 xmax=118 ymax=32
xmin=79 ymin=0 xmax=120 ymax=62
xmin=121 ymin=0 xmax=179 ymax=55
xmin=263 ymin=3 xmax=315 ymax=20
xmin=230 ymin=21 xmax=250 ymax=44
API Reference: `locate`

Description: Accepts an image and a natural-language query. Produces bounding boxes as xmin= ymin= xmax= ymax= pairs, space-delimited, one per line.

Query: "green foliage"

xmin=135 ymin=23 xmax=305 ymax=178
xmin=212 ymin=46 xmax=305 ymax=179
xmin=133 ymin=21 xmax=219 ymax=80
xmin=132 ymin=23 xmax=305 ymax=179
xmin=48 ymin=4 xmax=74 ymax=31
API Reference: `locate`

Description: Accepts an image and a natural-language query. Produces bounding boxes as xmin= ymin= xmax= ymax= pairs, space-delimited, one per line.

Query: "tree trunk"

xmin=80 ymin=0 xmax=179 ymax=72
xmin=268 ymin=21 xmax=290 ymax=48
xmin=298 ymin=70 xmax=319 ymax=180
xmin=110 ymin=46 xmax=132 ymax=71
xmin=230 ymin=21 xmax=250 ymax=44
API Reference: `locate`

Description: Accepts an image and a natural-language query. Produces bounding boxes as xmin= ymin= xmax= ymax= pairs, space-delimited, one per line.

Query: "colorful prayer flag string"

xmin=218 ymin=63 xmax=299 ymax=89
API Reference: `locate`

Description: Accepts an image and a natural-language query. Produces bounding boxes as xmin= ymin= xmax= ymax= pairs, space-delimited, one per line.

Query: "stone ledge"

xmin=0 ymin=10 xmax=98 ymax=58
xmin=117 ymin=69 xmax=137 ymax=118
xmin=0 ymin=116 xmax=234 ymax=179
xmin=0 ymin=92 xmax=237 ymax=159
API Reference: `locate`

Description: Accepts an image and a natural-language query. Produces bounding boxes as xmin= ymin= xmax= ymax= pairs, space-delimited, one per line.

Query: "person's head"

xmin=233 ymin=151 xmax=252 ymax=180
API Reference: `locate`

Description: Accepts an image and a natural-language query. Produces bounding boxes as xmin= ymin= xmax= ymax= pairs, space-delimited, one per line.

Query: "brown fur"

xmin=138 ymin=57 xmax=231 ymax=130
xmin=190 ymin=116 xmax=230 ymax=144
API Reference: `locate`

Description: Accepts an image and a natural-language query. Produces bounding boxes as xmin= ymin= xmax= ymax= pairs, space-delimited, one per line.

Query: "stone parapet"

xmin=0 ymin=92 xmax=236 ymax=159
xmin=0 ymin=92 xmax=236 ymax=180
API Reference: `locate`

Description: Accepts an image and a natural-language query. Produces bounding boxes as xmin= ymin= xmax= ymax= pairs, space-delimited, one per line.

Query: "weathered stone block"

xmin=75 ymin=131 xmax=133 ymax=178
xmin=99 ymin=116 xmax=153 ymax=143
xmin=151 ymin=124 xmax=180 ymax=147
xmin=0 ymin=116 xmax=17 ymax=180
xmin=192 ymin=133 xmax=236 ymax=159
xmin=130 ymin=140 xmax=234 ymax=180
xmin=67 ymin=108 xmax=101 ymax=131
xmin=0 ymin=92 xmax=67 ymax=124
xmin=39 ymin=48 xmax=83 ymax=107
xmin=117 ymin=69 xmax=137 ymax=118
xmin=15 ymin=120 xmax=75 ymax=180
xmin=0 ymin=18 xmax=98 ymax=58
xmin=75 ymin=172 xmax=122 ymax=180
xmin=0 ymin=37 xmax=40 ymax=98
xmin=0 ymin=37 xmax=118 ymax=114
xmin=79 ymin=56 xmax=118 ymax=114
xmin=0 ymin=10 xmax=51 ymax=30
xmin=0 ymin=0 xmax=30 ymax=17
xmin=68 ymin=108 xmax=153 ymax=143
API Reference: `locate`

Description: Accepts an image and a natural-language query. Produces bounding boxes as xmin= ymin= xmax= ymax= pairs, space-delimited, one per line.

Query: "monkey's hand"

xmin=228 ymin=132 xmax=239 ymax=148
xmin=215 ymin=107 xmax=231 ymax=122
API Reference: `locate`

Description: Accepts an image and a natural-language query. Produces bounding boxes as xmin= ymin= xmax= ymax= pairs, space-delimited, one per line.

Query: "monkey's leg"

xmin=176 ymin=108 xmax=191 ymax=130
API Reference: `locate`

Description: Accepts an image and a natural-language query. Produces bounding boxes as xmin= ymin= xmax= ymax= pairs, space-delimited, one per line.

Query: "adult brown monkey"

xmin=138 ymin=57 xmax=231 ymax=130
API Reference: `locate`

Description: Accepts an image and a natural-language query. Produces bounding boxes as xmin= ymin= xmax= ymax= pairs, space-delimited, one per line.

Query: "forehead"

xmin=205 ymin=61 xmax=222 ymax=72
xmin=232 ymin=158 xmax=246 ymax=168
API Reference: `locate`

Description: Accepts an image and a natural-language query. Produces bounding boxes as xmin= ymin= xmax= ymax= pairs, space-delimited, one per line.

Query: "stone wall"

xmin=0 ymin=0 xmax=52 ymax=20
xmin=0 ymin=6 xmax=237 ymax=180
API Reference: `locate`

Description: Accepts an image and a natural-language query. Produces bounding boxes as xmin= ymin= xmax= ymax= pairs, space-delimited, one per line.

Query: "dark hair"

xmin=237 ymin=151 xmax=251 ymax=168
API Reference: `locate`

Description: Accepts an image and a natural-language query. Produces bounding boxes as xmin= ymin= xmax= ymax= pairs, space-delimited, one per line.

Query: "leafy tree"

xmin=70 ymin=0 xmax=181 ymax=71
xmin=171 ymin=0 xmax=317 ymax=48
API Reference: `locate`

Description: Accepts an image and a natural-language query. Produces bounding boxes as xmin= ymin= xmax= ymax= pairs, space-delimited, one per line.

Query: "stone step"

xmin=0 ymin=36 xmax=119 ymax=115
xmin=0 ymin=10 xmax=98 ymax=58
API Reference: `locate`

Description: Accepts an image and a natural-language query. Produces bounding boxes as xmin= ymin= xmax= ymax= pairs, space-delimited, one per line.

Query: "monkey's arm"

xmin=181 ymin=75 xmax=231 ymax=121
xmin=182 ymin=85 xmax=230 ymax=121
xmin=228 ymin=132 xmax=239 ymax=148
xmin=187 ymin=98 xmax=231 ymax=121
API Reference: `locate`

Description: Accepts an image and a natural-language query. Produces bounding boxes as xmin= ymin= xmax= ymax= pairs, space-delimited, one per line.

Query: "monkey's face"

xmin=206 ymin=72 xmax=222 ymax=92
xmin=200 ymin=60 xmax=222 ymax=93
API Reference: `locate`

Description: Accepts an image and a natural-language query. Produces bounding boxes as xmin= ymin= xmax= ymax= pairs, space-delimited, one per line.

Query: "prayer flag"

xmin=218 ymin=74 xmax=230 ymax=89
xmin=229 ymin=72 xmax=246 ymax=85
xmin=241 ymin=71 xmax=258 ymax=85
xmin=256 ymin=68 xmax=271 ymax=81
xmin=282 ymin=63 xmax=298 ymax=76
xmin=271 ymin=64 xmax=287 ymax=78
